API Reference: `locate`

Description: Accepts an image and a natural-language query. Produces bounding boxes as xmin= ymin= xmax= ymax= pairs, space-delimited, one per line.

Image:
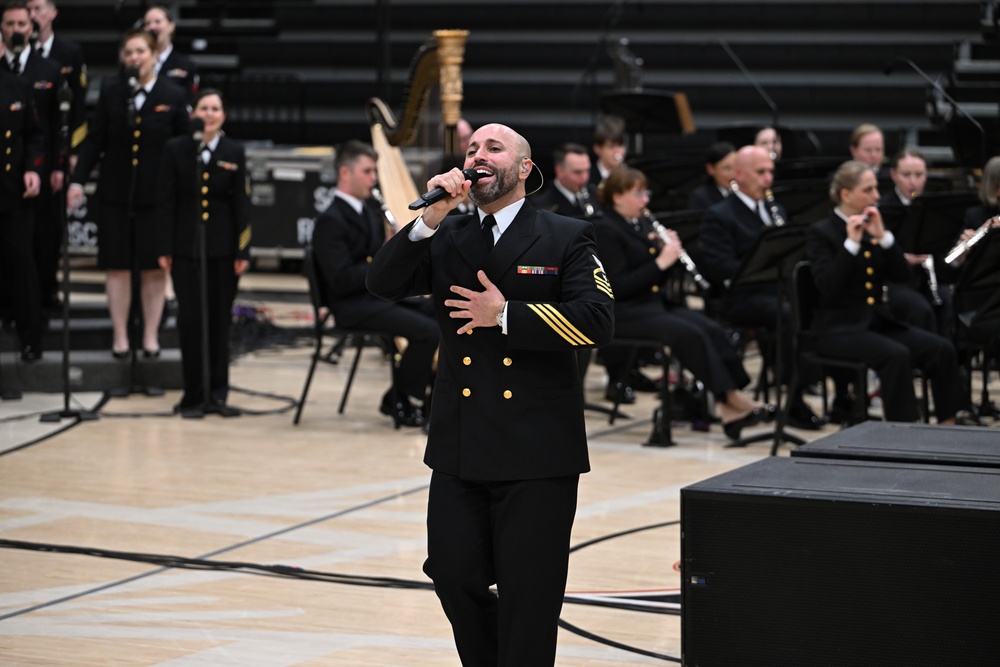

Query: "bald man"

xmin=368 ymin=123 xmax=615 ymax=666
xmin=701 ymin=145 xmax=826 ymax=430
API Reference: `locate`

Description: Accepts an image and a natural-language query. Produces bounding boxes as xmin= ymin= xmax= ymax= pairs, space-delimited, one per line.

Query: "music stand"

xmin=600 ymin=89 xmax=695 ymax=154
xmin=770 ymin=178 xmax=835 ymax=226
xmin=953 ymin=233 xmax=1000 ymax=418
xmin=724 ymin=224 xmax=808 ymax=451
xmin=892 ymin=192 xmax=980 ymax=256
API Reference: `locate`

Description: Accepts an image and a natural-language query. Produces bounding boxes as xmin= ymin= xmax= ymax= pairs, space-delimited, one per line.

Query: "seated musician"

xmin=531 ymin=143 xmax=602 ymax=219
xmin=806 ymin=160 xmax=961 ymax=424
xmin=312 ymin=140 xmax=439 ymax=428
xmin=594 ymin=166 xmax=773 ymax=441
xmin=962 ymin=155 xmax=1000 ymax=234
xmin=686 ymin=141 xmax=735 ymax=211
xmin=589 ymin=114 xmax=627 ymax=188
xmin=700 ymin=145 xmax=827 ymax=430
xmin=878 ymin=147 xmax=949 ymax=335
xmin=754 ymin=127 xmax=783 ymax=162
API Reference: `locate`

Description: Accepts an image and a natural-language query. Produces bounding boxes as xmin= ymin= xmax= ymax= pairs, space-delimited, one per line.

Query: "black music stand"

xmin=890 ymin=192 xmax=980 ymax=256
xmin=724 ymin=224 xmax=808 ymax=451
xmin=600 ymin=89 xmax=695 ymax=155
xmin=769 ymin=177 xmax=833 ymax=226
xmin=953 ymin=233 xmax=1000 ymax=419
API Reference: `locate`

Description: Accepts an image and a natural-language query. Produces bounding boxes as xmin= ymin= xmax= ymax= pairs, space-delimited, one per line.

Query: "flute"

xmin=944 ymin=215 xmax=998 ymax=265
xmin=370 ymin=186 xmax=400 ymax=233
xmin=643 ymin=208 xmax=711 ymax=290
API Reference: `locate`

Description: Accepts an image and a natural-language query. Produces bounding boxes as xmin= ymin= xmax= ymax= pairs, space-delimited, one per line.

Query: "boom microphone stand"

xmin=41 ymin=85 xmax=98 ymax=423
xmin=192 ymin=119 xmax=213 ymax=417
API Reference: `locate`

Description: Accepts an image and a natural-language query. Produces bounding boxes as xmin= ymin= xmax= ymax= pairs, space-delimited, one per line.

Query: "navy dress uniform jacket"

xmin=367 ymin=201 xmax=615 ymax=481
xmin=157 ymin=134 xmax=251 ymax=260
xmin=20 ymin=52 xmax=63 ymax=177
xmin=71 ymin=74 xmax=189 ymax=207
xmin=0 ymin=70 xmax=44 ymax=209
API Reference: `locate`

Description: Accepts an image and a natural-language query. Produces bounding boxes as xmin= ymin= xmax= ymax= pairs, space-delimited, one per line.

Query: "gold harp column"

xmin=435 ymin=29 xmax=468 ymax=156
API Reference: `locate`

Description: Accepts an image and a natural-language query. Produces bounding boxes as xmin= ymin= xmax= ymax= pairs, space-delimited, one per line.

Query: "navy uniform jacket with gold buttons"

xmin=367 ymin=201 xmax=615 ymax=481
xmin=157 ymin=134 xmax=250 ymax=260
xmin=71 ymin=74 xmax=189 ymax=206
xmin=0 ymin=69 xmax=44 ymax=212
xmin=806 ymin=212 xmax=912 ymax=333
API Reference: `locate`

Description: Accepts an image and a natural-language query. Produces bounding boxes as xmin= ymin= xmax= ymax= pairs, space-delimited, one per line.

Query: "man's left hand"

xmin=445 ymin=270 xmax=506 ymax=335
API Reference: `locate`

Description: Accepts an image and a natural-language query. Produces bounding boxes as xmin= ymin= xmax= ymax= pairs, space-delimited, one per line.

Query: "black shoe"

xmin=112 ymin=348 xmax=130 ymax=359
xmin=787 ymin=399 xmax=827 ymax=431
xmin=142 ymin=348 xmax=161 ymax=359
xmin=380 ymin=390 xmax=426 ymax=428
xmin=827 ymin=396 xmax=854 ymax=425
xmin=604 ymin=381 xmax=636 ymax=405
xmin=722 ymin=406 xmax=767 ymax=441
xmin=20 ymin=345 xmax=42 ymax=362
xmin=205 ymin=402 xmax=241 ymax=418
xmin=629 ymin=369 xmax=663 ymax=393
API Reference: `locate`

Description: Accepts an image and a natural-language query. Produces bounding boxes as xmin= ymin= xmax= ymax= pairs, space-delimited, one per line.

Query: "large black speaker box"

xmin=681 ymin=457 xmax=1000 ymax=667
xmin=792 ymin=421 xmax=1000 ymax=468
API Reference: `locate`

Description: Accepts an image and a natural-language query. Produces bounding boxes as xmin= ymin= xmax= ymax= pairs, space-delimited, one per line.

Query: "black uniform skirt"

xmin=97 ymin=203 xmax=162 ymax=270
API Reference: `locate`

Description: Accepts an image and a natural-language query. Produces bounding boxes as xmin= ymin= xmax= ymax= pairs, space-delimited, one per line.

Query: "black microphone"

xmin=30 ymin=20 xmax=40 ymax=50
xmin=190 ymin=117 xmax=205 ymax=150
xmin=11 ymin=31 xmax=25 ymax=53
xmin=408 ymin=168 xmax=488 ymax=210
xmin=884 ymin=56 xmax=987 ymax=167
xmin=57 ymin=84 xmax=72 ymax=161
xmin=124 ymin=66 xmax=139 ymax=128
xmin=720 ymin=39 xmax=779 ymax=129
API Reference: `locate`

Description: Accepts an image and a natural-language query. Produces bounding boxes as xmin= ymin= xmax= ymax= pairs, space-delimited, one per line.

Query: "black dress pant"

xmin=606 ymin=307 xmax=750 ymax=396
xmin=1 ymin=204 xmax=42 ymax=350
xmin=424 ymin=471 xmax=579 ymax=667
xmin=172 ymin=256 xmax=238 ymax=406
xmin=354 ymin=297 xmax=438 ymax=401
xmin=815 ymin=322 xmax=960 ymax=422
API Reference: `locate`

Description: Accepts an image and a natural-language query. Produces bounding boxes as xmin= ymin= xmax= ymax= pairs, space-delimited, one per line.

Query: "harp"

xmin=366 ymin=29 xmax=469 ymax=229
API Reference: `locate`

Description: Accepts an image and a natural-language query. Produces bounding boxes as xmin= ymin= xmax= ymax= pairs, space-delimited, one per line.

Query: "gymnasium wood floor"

xmin=1 ymin=271 xmax=995 ymax=666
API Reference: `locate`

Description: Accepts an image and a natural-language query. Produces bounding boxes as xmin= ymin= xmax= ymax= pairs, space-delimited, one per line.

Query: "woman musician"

xmin=594 ymin=166 xmax=773 ymax=440
xmin=806 ymin=160 xmax=961 ymax=424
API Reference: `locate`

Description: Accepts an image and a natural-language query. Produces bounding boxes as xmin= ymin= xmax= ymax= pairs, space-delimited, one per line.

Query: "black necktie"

xmin=481 ymin=214 xmax=496 ymax=250
xmin=10 ymin=57 xmax=20 ymax=75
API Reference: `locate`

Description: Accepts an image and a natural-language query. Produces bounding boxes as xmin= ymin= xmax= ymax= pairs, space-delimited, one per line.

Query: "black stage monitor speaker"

xmin=681 ymin=457 xmax=1000 ymax=667
xmin=792 ymin=420 xmax=1000 ymax=468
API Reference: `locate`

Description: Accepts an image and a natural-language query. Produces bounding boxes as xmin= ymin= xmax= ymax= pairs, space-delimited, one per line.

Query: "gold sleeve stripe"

xmin=593 ymin=268 xmax=614 ymax=299
xmin=71 ymin=123 xmax=88 ymax=149
xmin=239 ymin=226 xmax=252 ymax=250
xmin=527 ymin=303 xmax=594 ymax=346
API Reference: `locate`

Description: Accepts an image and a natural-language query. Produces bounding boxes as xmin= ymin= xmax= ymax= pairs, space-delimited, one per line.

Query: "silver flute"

xmin=643 ymin=208 xmax=710 ymax=290
xmin=370 ymin=187 xmax=400 ymax=233
xmin=763 ymin=188 xmax=785 ymax=227
xmin=944 ymin=215 xmax=998 ymax=265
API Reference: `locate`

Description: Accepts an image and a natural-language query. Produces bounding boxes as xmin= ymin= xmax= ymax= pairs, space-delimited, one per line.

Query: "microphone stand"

xmin=719 ymin=39 xmax=779 ymax=129
xmin=41 ymin=87 xmax=98 ymax=423
xmin=195 ymin=131 xmax=212 ymax=416
xmin=884 ymin=56 xmax=987 ymax=169
xmin=570 ymin=0 xmax=627 ymax=140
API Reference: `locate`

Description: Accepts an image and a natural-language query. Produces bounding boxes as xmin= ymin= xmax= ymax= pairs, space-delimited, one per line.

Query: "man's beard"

xmin=469 ymin=163 xmax=517 ymax=207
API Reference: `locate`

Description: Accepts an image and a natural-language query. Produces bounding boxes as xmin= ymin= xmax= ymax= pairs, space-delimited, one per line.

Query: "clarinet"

xmin=763 ymin=189 xmax=785 ymax=227
xmin=944 ymin=215 xmax=998 ymax=265
xmin=922 ymin=255 xmax=942 ymax=306
xmin=643 ymin=208 xmax=710 ymax=290
xmin=576 ymin=187 xmax=596 ymax=218
xmin=370 ymin=186 xmax=400 ymax=233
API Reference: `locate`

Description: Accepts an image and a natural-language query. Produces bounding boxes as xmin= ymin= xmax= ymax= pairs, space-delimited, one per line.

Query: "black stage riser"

xmin=681 ymin=457 xmax=1000 ymax=667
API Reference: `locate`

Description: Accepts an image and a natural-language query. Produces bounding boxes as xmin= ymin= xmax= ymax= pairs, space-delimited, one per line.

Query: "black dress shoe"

xmin=205 ymin=402 xmax=241 ymax=418
xmin=20 ymin=345 xmax=42 ymax=362
xmin=112 ymin=348 xmax=130 ymax=359
xmin=604 ymin=381 xmax=636 ymax=405
xmin=629 ymin=369 xmax=663 ymax=393
xmin=722 ymin=406 xmax=766 ymax=441
xmin=787 ymin=399 xmax=827 ymax=430
xmin=142 ymin=348 xmax=161 ymax=359
xmin=380 ymin=390 xmax=426 ymax=428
